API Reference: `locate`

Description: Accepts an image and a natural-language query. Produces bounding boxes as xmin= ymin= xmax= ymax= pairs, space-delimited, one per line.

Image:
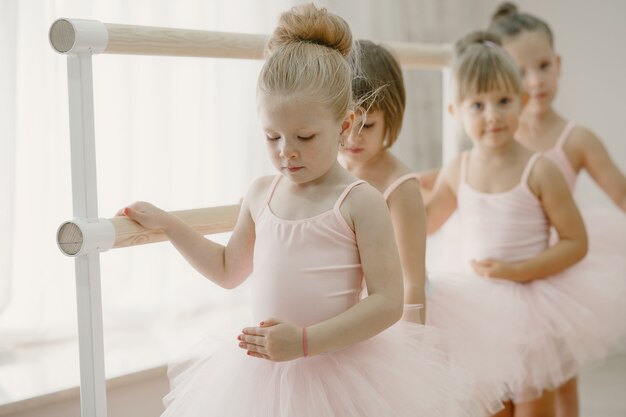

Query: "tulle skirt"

xmin=427 ymin=245 xmax=626 ymax=404
xmin=426 ymin=273 xmax=524 ymax=408
xmin=161 ymin=320 xmax=492 ymax=417
xmin=552 ymin=206 xmax=626 ymax=354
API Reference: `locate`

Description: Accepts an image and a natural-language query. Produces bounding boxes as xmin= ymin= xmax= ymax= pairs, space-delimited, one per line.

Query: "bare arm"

xmin=578 ymin=129 xmax=626 ymax=212
xmin=425 ymin=157 xmax=460 ymax=234
xmin=416 ymin=168 xmax=441 ymax=202
xmin=304 ymin=184 xmax=404 ymax=355
xmin=120 ymin=177 xmax=269 ymax=289
xmin=476 ymin=159 xmax=587 ymax=282
xmin=387 ymin=179 xmax=427 ymax=323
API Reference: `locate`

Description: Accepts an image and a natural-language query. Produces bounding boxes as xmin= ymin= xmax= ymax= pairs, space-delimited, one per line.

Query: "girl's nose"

xmin=346 ymin=130 xmax=362 ymax=146
xmin=279 ymin=138 xmax=297 ymax=159
xmin=485 ymin=105 xmax=500 ymax=121
xmin=525 ymin=70 xmax=542 ymax=89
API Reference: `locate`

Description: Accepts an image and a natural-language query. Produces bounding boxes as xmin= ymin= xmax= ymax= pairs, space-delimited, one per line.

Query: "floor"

xmin=580 ymin=353 xmax=626 ymax=417
xmin=2 ymin=334 xmax=624 ymax=416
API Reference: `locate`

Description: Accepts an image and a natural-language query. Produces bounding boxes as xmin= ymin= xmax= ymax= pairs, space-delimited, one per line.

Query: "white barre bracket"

xmin=57 ymin=218 xmax=115 ymax=257
xmin=49 ymin=19 xmax=108 ymax=55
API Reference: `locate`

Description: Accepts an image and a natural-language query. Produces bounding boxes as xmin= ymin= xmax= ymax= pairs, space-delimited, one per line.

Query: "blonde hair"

xmin=351 ymin=40 xmax=405 ymax=148
xmin=452 ymin=31 xmax=522 ymax=102
xmin=489 ymin=2 xmax=555 ymax=48
xmin=258 ymin=4 xmax=354 ymax=122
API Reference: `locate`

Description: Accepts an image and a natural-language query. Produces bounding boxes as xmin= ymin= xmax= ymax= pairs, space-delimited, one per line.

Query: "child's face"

xmin=503 ymin=30 xmax=560 ymax=116
xmin=456 ymin=89 xmax=522 ymax=150
xmin=258 ymin=94 xmax=352 ymax=184
xmin=339 ymin=109 xmax=387 ymax=164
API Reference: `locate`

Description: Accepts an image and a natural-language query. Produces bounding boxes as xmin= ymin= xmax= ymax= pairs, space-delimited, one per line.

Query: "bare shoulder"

xmin=245 ymin=175 xmax=276 ymax=221
xmin=527 ymin=156 xmax=565 ymax=196
xmin=343 ymin=181 xmax=387 ymax=209
xmin=568 ymin=125 xmax=605 ymax=154
xmin=386 ymin=176 xmax=424 ymax=211
xmin=340 ymin=182 xmax=391 ymax=231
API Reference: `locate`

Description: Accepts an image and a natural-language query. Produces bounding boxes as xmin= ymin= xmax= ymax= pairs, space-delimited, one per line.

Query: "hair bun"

xmin=266 ymin=4 xmax=352 ymax=58
xmin=492 ymin=2 xmax=519 ymax=22
xmin=455 ymin=30 xmax=503 ymax=56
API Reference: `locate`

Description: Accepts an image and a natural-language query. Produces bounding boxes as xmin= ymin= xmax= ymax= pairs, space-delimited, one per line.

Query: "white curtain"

xmin=0 ymin=0 xmax=475 ymax=346
xmin=0 ymin=1 xmax=18 ymax=322
xmin=0 ymin=0 xmax=303 ymax=345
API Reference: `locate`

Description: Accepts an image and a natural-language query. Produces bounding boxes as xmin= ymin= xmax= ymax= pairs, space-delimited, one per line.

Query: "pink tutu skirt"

xmin=426 ymin=273 xmax=524 ymax=410
xmin=549 ymin=206 xmax=626 ymax=355
xmin=161 ymin=321 xmax=492 ymax=417
xmin=428 ymin=256 xmax=624 ymax=404
xmin=426 ymin=211 xmax=465 ymax=275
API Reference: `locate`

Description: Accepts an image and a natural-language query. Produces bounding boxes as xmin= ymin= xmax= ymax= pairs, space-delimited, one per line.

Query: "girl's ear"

xmin=340 ymin=111 xmax=355 ymax=136
xmin=556 ymin=54 xmax=562 ymax=78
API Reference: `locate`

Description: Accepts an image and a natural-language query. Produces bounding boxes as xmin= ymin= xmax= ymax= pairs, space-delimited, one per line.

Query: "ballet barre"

xmin=49 ymin=18 xmax=453 ymax=67
xmin=57 ymin=205 xmax=240 ymax=256
xmin=50 ymin=18 xmax=456 ymax=417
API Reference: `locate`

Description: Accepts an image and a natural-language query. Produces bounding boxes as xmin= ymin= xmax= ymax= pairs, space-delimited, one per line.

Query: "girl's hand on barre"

xmin=471 ymin=258 xmax=520 ymax=282
xmin=238 ymin=318 xmax=304 ymax=362
xmin=117 ymin=202 xmax=173 ymax=231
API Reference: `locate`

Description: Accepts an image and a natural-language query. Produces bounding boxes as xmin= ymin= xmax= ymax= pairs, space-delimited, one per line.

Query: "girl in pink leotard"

xmin=490 ymin=4 xmax=626 ymax=416
xmin=118 ymin=5 xmax=481 ymax=417
xmin=425 ymin=31 xmax=622 ymax=417
xmin=339 ymin=39 xmax=512 ymax=415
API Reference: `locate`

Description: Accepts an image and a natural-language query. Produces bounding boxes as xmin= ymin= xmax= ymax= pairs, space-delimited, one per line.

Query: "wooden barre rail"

xmin=106 ymin=23 xmax=267 ymax=60
xmin=111 ymin=205 xmax=240 ymax=249
xmin=56 ymin=205 xmax=240 ymax=255
xmin=49 ymin=19 xmax=453 ymax=68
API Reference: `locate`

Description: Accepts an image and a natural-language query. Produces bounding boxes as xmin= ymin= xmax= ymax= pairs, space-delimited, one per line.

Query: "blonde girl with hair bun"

xmin=119 ymin=4 xmax=482 ymax=416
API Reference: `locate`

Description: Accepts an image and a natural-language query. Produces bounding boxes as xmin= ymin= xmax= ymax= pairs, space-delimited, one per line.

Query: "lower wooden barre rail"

xmin=112 ymin=204 xmax=240 ymax=249
xmin=56 ymin=205 xmax=240 ymax=257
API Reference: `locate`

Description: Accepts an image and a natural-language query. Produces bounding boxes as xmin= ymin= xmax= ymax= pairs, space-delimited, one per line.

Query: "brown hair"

xmin=452 ymin=30 xmax=522 ymax=102
xmin=258 ymin=4 xmax=354 ymax=122
xmin=351 ymin=40 xmax=406 ymax=148
xmin=489 ymin=2 xmax=555 ymax=48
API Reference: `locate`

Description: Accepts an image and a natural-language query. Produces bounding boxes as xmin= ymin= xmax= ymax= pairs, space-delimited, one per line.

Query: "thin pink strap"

xmin=555 ymin=121 xmax=576 ymax=149
xmin=262 ymin=175 xmax=282 ymax=208
xmin=333 ymin=180 xmax=367 ymax=212
xmin=382 ymin=173 xmax=420 ymax=200
xmin=520 ymin=153 xmax=542 ymax=186
xmin=256 ymin=175 xmax=282 ymax=222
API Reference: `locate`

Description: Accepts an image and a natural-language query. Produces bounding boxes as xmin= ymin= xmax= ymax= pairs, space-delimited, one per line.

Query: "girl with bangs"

xmin=425 ymin=31 xmax=611 ymax=417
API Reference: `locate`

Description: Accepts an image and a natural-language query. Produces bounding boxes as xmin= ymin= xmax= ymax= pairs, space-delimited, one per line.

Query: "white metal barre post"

xmin=50 ymin=19 xmax=109 ymax=417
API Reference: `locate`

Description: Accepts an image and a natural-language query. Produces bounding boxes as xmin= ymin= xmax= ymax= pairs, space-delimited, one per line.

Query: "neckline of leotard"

xmin=460 ymin=151 xmax=541 ymax=197
xmin=262 ymin=174 xmax=366 ymax=225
